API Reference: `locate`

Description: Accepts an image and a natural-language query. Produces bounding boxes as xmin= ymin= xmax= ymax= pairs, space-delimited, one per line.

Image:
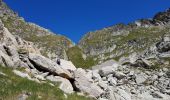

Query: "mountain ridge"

xmin=77 ymin=8 xmax=170 ymax=66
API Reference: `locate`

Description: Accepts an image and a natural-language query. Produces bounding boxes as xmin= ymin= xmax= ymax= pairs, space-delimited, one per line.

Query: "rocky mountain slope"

xmin=0 ymin=0 xmax=73 ymax=60
xmin=78 ymin=8 xmax=170 ymax=65
xmin=1 ymin=0 xmax=170 ymax=100
xmin=0 ymin=16 xmax=92 ymax=99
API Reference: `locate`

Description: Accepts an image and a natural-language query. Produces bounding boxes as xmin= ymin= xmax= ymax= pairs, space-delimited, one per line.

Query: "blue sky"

xmin=4 ymin=0 xmax=170 ymax=43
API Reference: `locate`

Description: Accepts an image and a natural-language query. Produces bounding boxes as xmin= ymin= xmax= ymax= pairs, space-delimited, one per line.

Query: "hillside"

xmin=0 ymin=65 xmax=91 ymax=100
xmin=77 ymin=8 xmax=170 ymax=65
xmin=0 ymin=0 xmax=73 ymax=60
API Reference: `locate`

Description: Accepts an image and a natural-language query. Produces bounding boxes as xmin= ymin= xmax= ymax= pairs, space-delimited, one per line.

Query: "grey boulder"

xmin=46 ymin=75 xmax=74 ymax=94
xmin=73 ymin=68 xmax=104 ymax=98
xmin=28 ymin=53 xmax=73 ymax=79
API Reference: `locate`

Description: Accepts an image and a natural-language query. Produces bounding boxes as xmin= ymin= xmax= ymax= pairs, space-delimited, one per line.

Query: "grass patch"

xmin=0 ymin=65 xmax=93 ymax=100
xmin=67 ymin=46 xmax=97 ymax=69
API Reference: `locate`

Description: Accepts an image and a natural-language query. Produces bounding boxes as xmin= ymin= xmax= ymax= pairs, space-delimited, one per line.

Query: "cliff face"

xmin=0 ymin=0 xmax=73 ymax=60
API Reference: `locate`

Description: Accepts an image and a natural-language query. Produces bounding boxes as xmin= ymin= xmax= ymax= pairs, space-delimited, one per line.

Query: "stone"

xmin=104 ymin=87 xmax=131 ymax=100
xmin=73 ymin=68 xmax=104 ymax=98
xmin=135 ymin=73 xmax=147 ymax=84
xmin=157 ymin=41 xmax=170 ymax=53
xmin=133 ymin=58 xmax=154 ymax=68
xmin=18 ymin=93 xmax=29 ymax=100
xmin=116 ymin=88 xmax=131 ymax=100
xmin=19 ymin=61 xmax=30 ymax=68
xmin=152 ymin=74 xmax=158 ymax=81
xmin=0 ymin=45 xmax=6 ymax=54
xmin=56 ymin=59 xmax=76 ymax=71
xmin=0 ymin=50 xmax=14 ymax=67
xmin=137 ymin=91 xmax=155 ymax=100
xmin=113 ymin=71 xmax=126 ymax=80
xmin=40 ymin=72 xmax=49 ymax=77
xmin=92 ymin=60 xmax=119 ymax=70
xmin=108 ymin=77 xmax=117 ymax=86
xmin=166 ymin=70 xmax=170 ymax=78
xmin=86 ymin=70 xmax=93 ymax=80
xmin=98 ymin=98 xmax=108 ymax=100
xmin=35 ymin=75 xmax=46 ymax=81
xmin=165 ymin=89 xmax=170 ymax=95
xmin=162 ymin=68 xmax=168 ymax=72
xmin=98 ymin=80 xmax=108 ymax=90
xmin=5 ymin=46 xmax=21 ymax=67
xmin=98 ymin=66 xmax=115 ymax=77
xmin=46 ymin=75 xmax=74 ymax=94
xmin=150 ymin=91 xmax=163 ymax=99
xmin=158 ymin=71 xmax=165 ymax=77
xmin=129 ymin=71 xmax=135 ymax=76
xmin=0 ymin=71 xmax=6 ymax=76
xmin=28 ymin=53 xmax=73 ymax=79
xmin=13 ymin=70 xmax=31 ymax=80
xmin=30 ymin=69 xmax=39 ymax=75
xmin=119 ymin=53 xmax=139 ymax=65
xmin=130 ymin=89 xmax=137 ymax=94
xmin=158 ymin=52 xmax=170 ymax=58
xmin=163 ymin=34 xmax=170 ymax=42
xmin=92 ymin=70 xmax=101 ymax=81
xmin=0 ymin=27 xmax=18 ymax=47
xmin=102 ymin=77 xmax=107 ymax=81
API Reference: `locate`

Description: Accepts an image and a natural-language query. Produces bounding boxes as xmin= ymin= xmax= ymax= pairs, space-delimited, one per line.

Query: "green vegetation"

xmin=67 ymin=46 xmax=97 ymax=69
xmin=25 ymin=34 xmax=72 ymax=58
xmin=25 ymin=34 xmax=72 ymax=49
xmin=80 ymin=26 xmax=170 ymax=64
xmin=0 ymin=65 xmax=93 ymax=100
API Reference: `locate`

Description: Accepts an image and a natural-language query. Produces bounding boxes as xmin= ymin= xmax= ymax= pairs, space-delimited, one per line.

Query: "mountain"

xmin=0 ymin=0 xmax=73 ymax=60
xmin=77 ymin=8 xmax=170 ymax=66
xmin=1 ymin=0 xmax=170 ymax=100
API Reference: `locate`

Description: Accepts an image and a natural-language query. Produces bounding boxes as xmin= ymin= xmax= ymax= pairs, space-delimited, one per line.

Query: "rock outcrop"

xmin=28 ymin=53 xmax=73 ymax=79
xmin=0 ymin=19 xmax=75 ymax=94
xmin=73 ymin=68 xmax=104 ymax=98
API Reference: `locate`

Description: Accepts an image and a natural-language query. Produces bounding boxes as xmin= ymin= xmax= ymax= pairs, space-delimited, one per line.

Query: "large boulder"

xmin=135 ymin=73 xmax=148 ymax=84
xmin=4 ymin=45 xmax=21 ymax=67
xmin=57 ymin=59 xmax=76 ymax=71
xmin=28 ymin=53 xmax=73 ymax=79
xmin=119 ymin=52 xmax=139 ymax=65
xmin=132 ymin=58 xmax=154 ymax=68
xmin=92 ymin=60 xmax=119 ymax=70
xmin=46 ymin=75 xmax=74 ymax=94
xmin=113 ymin=71 xmax=126 ymax=80
xmin=92 ymin=70 xmax=102 ymax=82
xmin=0 ymin=27 xmax=18 ymax=47
xmin=93 ymin=60 xmax=120 ymax=77
xmin=98 ymin=66 xmax=117 ymax=77
xmin=73 ymin=68 xmax=104 ymax=98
